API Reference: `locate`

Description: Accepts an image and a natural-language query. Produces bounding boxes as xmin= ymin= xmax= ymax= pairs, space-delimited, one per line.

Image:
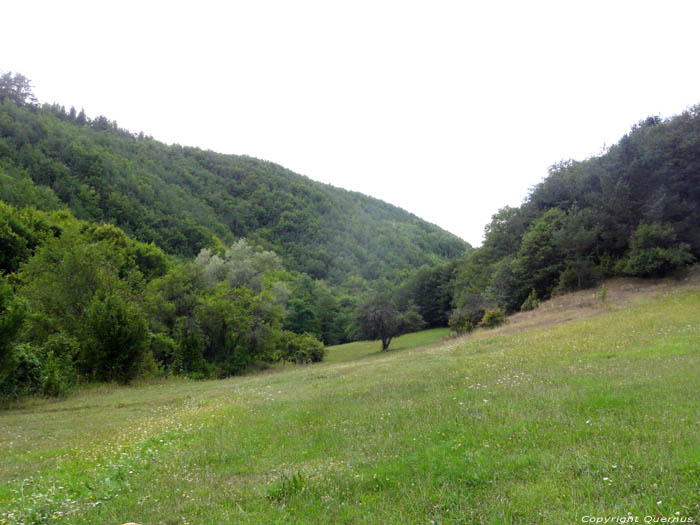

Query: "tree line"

xmin=0 ymin=202 xmax=333 ymax=398
xmin=0 ymin=70 xmax=467 ymax=281
xmin=2 ymin=71 xmax=700 ymax=400
xmin=0 ymin=192 xmax=456 ymax=400
xmin=449 ymin=111 xmax=699 ymax=331
xmin=0 ymin=71 xmax=469 ymax=400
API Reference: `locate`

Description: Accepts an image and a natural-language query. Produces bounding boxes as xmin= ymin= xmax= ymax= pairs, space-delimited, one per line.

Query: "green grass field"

xmin=323 ymin=327 xmax=450 ymax=364
xmin=1 ymin=284 xmax=699 ymax=523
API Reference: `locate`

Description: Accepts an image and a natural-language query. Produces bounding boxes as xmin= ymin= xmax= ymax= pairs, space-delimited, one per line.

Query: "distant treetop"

xmin=0 ymin=71 xmax=37 ymax=107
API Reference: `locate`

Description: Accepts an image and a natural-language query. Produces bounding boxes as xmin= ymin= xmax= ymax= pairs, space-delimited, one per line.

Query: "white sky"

xmin=3 ymin=0 xmax=700 ymax=246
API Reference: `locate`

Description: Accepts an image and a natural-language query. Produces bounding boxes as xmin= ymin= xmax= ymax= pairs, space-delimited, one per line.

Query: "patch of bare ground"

xmin=452 ymin=264 xmax=700 ymax=342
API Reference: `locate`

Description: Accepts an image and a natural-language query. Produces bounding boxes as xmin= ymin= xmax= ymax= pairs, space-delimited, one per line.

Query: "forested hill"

xmin=0 ymin=97 xmax=468 ymax=283
xmin=450 ymin=107 xmax=700 ymax=328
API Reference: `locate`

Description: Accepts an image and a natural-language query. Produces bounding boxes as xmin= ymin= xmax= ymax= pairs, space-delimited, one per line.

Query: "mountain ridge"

xmin=0 ymin=98 xmax=469 ymax=284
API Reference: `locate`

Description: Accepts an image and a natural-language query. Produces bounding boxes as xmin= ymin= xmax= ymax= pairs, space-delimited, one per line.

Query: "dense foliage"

xmin=0 ymin=76 xmax=467 ymax=283
xmin=353 ymin=292 xmax=425 ymax=351
xmin=0 ymin=71 xmax=470 ymax=398
xmin=452 ymin=110 xmax=700 ymax=319
xmin=3 ymin=71 xmax=700 ymax=398
xmin=0 ymin=199 xmax=333 ymax=398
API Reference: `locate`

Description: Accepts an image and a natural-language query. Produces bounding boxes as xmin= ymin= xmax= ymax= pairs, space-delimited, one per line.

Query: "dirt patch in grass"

xmin=451 ymin=265 xmax=700 ymax=342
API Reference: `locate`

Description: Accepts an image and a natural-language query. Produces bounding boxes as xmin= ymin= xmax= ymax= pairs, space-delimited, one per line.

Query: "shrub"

xmin=554 ymin=260 xmax=599 ymax=294
xmin=172 ymin=319 xmax=209 ymax=378
xmin=81 ymin=293 xmax=149 ymax=384
xmin=0 ymin=274 xmax=26 ymax=364
xmin=479 ymin=307 xmax=506 ymax=329
xmin=448 ymin=293 xmax=487 ymax=334
xmin=597 ymin=284 xmax=608 ymax=304
xmin=149 ymin=333 xmax=177 ymax=372
xmin=0 ymin=343 xmax=44 ymax=399
xmin=598 ymin=254 xmax=619 ymax=277
xmin=40 ymin=333 xmax=79 ymax=397
xmin=398 ymin=302 xmax=426 ymax=335
xmin=622 ymin=223 xmax=695 ymax=277
xmin=448 ymin=309 xmax=475 ymax=334
xmin=42 ymin=351 xmax=70 ymax=397
xmin=281 ymin=331 xmax=326 ymax=364
xmin=217 ymin=351 xmax=252 ymax=378
xmin=520 ymin=288 xmax=540 ymax=312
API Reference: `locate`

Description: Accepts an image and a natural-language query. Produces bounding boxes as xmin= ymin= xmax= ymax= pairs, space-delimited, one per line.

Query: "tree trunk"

xmin=381 ymin=336 xmax=392 ymax=351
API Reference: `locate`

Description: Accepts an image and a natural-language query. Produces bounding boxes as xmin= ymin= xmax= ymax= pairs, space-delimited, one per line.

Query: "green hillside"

xmin=0 ymin=95 xmax=467 ymax=284
xmin=1 ymin=277 xmax=698 ymax=523
xmin=0 ymin=73 xmax=473 ymax=398
xmin=3 ymin=71 xmax=700 ymax=412
xmin=451 ymin=107 xmax=700 ymax=330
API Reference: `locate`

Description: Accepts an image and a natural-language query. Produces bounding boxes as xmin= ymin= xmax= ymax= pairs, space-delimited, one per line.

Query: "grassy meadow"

xmin=322 ymin=328 xmax=450 ymax=364
xmin=1 ymin=281 xmax=699 ymax=524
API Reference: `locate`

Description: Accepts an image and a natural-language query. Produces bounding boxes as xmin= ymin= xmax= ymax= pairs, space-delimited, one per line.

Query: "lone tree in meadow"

xmin=353 ymin=293 xmax=425 ymax=351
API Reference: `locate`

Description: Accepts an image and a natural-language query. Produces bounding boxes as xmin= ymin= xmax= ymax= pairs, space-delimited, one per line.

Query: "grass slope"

xmin=1 ymin=282 xmax=699 ymax=523
xmin=323 ymin=328 xmax=450 ymax=364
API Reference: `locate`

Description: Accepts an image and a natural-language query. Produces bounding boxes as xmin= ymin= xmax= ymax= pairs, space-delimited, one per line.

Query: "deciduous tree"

xmin=353 ymin=293 xmax=425 ymax=351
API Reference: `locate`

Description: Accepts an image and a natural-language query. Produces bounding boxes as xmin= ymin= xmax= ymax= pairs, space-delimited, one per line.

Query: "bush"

xmin=622 ymin=223 xmax=695 ymax=277
xmin=448 ymin=309 xmax=475 ymax=334
xmin=81 ymin=293 xmax=149 ymax=384
xmin=448 ymin=293 xmax=487 ymax=334
xmin=520 ymin=288 xmax=540 ymax=312
xmin=598 ymin=254 xmax=619 ymax=277
xmin=479 ymin=308 xmax=506 ymax=329
xmin=217 ymin=351 xmax=252 ymax=378
xmin=554 ymin=260 xmax=599 ymax=294
xmin=172 ymin=319 xmax=209 ymax=378
xmin=281 ymin=331 xmax=326 ymax=364
xmin=398 ymin=302 xmax=426 ymax=335
xmin=40 ymin=333 xmax=79 ymax=397
xmin=42 ymin=351 xmax=70 ymax=397
xmin=0 ymin=343 xmax=44 ymax=399
xmin=0 ymin=274 xmax=26 ymax=364
xmin=149 ymin=333 xmax=177 ymax=372
xmin=597 ymin=284 xmax=608 ymax=304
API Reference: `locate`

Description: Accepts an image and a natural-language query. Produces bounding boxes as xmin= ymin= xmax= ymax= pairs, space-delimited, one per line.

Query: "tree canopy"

xmin=353 ymin=293 xmax=425 ymax=351
xmin=3 ymin=73 xmax=700 ymax=400
xmin=0 ymin=93 xmax=468 ymax=282
xmin=452 ymin=108 xmax=700 ymax=318
xmin=0 ymin=71 xmax=37 ymax=107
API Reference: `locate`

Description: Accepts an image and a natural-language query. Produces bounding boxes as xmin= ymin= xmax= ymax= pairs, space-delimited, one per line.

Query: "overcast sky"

xmin=4 ymin=0 xmax=700 ymax=246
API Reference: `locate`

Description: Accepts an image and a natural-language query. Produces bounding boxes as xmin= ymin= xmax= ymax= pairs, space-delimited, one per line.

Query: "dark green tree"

xmin=18 ymin=228 xmax=128 ymax=339
xmin=482 ymin=206 xmax=527 ymax=259
xmin=315 ymin=285 xmax=344 ymax=345
xmin=513 ymin=208 xmax=567 ymax=300
xmin=0 ymin=275 xmax=25 ymax=366
xmin=285 ymin=297 xmax=318 ymax=335
xmin=353 ymin=293 xmax=425 ymax=351
xmin=81 ymin=293 xmax=149 ymax=383
xmin=76 ymin=108 xmax=87 ymax=125
xmin=0 ymin=71 xmax=37 ymax=106
xmin=403 ymin=263 xmax=455 ymax=328
xmin=622 ymin=223 xmax=694 ymax=277
xmin=553 ymin=206 xmax=600 ymax=291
